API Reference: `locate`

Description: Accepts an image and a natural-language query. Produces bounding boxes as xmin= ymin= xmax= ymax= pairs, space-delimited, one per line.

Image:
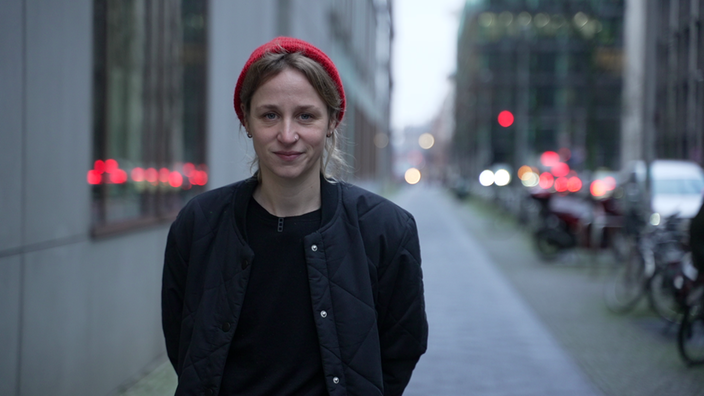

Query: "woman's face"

xmin=245 ymin=67 xmax=332 ymax=185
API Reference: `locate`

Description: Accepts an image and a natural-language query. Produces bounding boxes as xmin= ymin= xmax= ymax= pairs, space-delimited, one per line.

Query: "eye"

xmin=264 ymin=113 xmax=277 ymax=120
xmin=300 ymin=113 xmax=312 ymax=120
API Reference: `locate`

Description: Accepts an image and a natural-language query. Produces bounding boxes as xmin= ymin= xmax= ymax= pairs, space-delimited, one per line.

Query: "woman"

xmin=161 ymin=37 xmax=428 ymax=396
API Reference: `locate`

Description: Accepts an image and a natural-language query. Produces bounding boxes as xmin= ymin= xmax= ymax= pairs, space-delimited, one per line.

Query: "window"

xmin=531 ymin=52 xmax=556 ymax=75
xmin=91 ymin=0 xmax=208 ymax=235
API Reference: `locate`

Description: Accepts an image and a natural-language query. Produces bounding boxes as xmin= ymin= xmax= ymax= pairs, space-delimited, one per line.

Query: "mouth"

xmin=274 ymin=151 xmax=302 ymax=161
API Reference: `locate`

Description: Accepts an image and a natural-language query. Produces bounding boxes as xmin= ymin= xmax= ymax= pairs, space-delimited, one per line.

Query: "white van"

xmin=622 ymin=159 xmax=704 ymax=218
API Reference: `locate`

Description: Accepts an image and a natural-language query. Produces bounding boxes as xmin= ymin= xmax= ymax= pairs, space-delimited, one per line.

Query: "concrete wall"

xmin=0 ymin=1 xmax=176 ymax=395
xmin=207 ymin=0 xmax=275 ymax=189
xmin=620 ymin=0 xmax=647 ymax=167
xmin=0 ymin=0 xmax=390 ymax=394
xmin=620 ymin=0 xmax=658 ymax=169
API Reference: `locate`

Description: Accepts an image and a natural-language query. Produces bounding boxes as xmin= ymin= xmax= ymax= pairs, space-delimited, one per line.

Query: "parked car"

xmin=620 ymin=159 xmax=704 ymax=219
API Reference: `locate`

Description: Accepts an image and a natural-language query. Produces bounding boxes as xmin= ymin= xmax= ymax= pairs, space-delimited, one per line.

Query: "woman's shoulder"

xmin=172 ymin=178 xmax=254 ymax=234
xmin=339 ymin=182 xmax=414 ymax=228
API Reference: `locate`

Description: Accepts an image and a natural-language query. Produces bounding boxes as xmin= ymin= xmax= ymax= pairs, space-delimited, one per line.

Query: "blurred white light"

xmin=418 ymin=133 xmax=435 ymax=150
xmin=650 ymin=212 xmax=661 ymax=226
xmin=517 ymin=12 xmax=532 ymax=26
xmin=374 ymin=133 xmax=389 ymax=149
xmin=479 ymin=170 xmax=495 ymax=186
xmin=499 ymin=12 xmax=513 ymax=26
xmin=405 ymin=168 xmax=421 ymax=185
xmin=573 ymin=12 xmax=588 ymax=27
xmin=520 ymin=171 xmax=539 ymax=187
xmin=534 ymin=13 xmax=550 ymax=28
xmin=479 ymin=12 xmax=495 ymax=27
xmin=495 ymin=169 xmax=511 ymax=186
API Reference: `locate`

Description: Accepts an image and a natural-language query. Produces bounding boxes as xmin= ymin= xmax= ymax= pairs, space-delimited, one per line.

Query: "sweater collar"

xmin=232 ymin=175 xmax=340 ymax=236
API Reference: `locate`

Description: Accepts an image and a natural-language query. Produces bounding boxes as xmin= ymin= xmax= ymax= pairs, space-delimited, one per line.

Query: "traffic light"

xmin=498 ymin=110 xmax=514 ymax=127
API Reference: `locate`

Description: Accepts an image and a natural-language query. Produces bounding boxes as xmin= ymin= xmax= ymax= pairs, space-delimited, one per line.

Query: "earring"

xmin=326 ymin=132 xmax=333 ymax=138
xmin=246 ymin=131 xmax=252 ymax=138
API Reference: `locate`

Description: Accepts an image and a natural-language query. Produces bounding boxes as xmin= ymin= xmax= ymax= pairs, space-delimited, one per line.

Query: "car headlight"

xmin=649 ymin=212 xmax=661 ymax=226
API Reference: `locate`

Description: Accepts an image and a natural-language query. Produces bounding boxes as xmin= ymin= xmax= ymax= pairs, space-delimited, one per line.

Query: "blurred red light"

xmin=87 ymin=170 xmax=102 ymax=185
xmin=183 ymin=162 xmax=195 ymax=177
xmin=190 ymin=170 xmax=209 ymax=186
xmin=551 ymin=162 xmax=570 ymax=177
xmin=145 ymin=168 xmax=158 ymax=184
xmin=498 ymin=110 xmax=514 ymax=127
xmin=94 ymin=160 xmax=105 ymax=174
xmin=568 ymin=177 xmax=582 ymax=192
xmin=539 ymin=172 xmax=554 ymax=189
xmin=555 ymin=177 xmax=569 ymax=192
xmin=131 ymin=167 xmax=145 ymax=182
xmin=169 ymin=171 xmax=183 ymax=188
xmin=109 ymin=169 xmax=128 ymax=184
xmin=591 ymin=180 xmax=606 ymax=197
xmin=540 ymin=151 xmax=560 ymax=167
xmin=105 ymin=159 xmax=118 ymax=173
xmin=159 ymin=168 xmax=170 ymax=183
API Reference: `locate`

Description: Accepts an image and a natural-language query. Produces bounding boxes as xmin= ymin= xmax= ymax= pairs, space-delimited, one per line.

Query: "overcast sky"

xmin=391 ymin=0 xmax=466 ymax=132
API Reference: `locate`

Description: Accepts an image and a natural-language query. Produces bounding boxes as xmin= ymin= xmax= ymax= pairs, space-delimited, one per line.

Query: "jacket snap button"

xmin=241 ymin=259 xmax=249 ymax=270
xmin=221 ymin=322 xmax=231 ymax=332
xmin=311 ymin=244 xmax=318 ymax=252
xmin=333 ymin=377 xmax=340 ymax=384
xmin=320 ymin=310 xmax=327 ymax=318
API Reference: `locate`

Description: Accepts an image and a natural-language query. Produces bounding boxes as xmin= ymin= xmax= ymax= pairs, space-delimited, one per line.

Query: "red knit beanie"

xmin=233 ymin=37 xmax=346 ymax=126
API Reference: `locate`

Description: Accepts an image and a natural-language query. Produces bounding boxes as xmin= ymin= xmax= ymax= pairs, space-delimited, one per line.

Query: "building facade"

xmin=622 ymin=0 xmax=704 ymax=168
xmin=454 ymin=0 xmax=624 ymax=181
xmin=0 ymin=1 xmax=392 ymax=395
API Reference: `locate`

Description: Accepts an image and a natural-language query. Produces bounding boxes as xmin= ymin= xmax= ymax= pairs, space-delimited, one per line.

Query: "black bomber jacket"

xmin=161 ymin=177 xmax=428 ymax=396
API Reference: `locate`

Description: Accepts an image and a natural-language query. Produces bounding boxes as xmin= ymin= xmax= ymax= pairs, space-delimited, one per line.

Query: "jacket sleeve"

xmin=161 ymin=212 xmax=191 ymax=374
xmin=376 ymin=215 xmax=428 ymax=396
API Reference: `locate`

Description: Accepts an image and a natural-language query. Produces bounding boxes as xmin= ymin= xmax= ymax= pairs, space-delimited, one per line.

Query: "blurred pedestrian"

xmin=161 ymin=37 xmax=428 ymax=396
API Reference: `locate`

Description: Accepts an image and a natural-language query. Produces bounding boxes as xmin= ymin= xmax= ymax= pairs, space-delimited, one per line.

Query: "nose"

xmin=278 ymin=118 xmax=298 ymax=144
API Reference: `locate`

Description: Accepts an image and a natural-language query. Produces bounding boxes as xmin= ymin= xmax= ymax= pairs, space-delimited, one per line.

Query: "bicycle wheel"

xmin=678 ymin=304 xmax=704 ymax=366
xmin=608 ymin=228 xmax=630 ymax=263
xmin=604 ymin=247 xmax=647 ymax=313
xmin=534 ymin=229 xmax=563 ymax=262
xmin=648 ymin=268 xmax=685 ymax=324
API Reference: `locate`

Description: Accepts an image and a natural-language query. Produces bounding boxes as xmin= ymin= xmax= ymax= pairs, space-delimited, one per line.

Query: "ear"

xmin=328 ymin=118 xmax=338 ymax=132
xmin=240 ymin=103 xmax=248 ymax=129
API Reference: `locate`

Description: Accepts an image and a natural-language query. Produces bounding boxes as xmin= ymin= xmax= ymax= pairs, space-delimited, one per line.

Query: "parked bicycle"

xmin=677 ymin=273 xmax=704 ymax=366
xmin=603 ymin=228 xmax=653 ymax=313
xmin=678 ymin=195 xmax=704 ymax=366
xmin=604 ymin=213 xmax=689 ymax=322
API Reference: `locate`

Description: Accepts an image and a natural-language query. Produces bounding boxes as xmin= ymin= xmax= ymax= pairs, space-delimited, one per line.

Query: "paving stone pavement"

xmin=396 ymin=186 xmax=602 ymax=396
xmin=115 ymin=359 xmax=176 ymax=396
xmin=453 ymin=189 xmax=704 ymax=396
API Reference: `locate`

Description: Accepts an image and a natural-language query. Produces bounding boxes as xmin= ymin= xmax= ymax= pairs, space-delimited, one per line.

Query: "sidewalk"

xmin=116 ymin=359 xmax=176 ymax=396
xmin=396 ymin=186 xmax=602 ymax=396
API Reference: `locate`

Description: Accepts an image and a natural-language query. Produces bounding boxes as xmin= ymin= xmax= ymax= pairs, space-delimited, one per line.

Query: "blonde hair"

xmin=239 ymin=51 xmax=349 ymax=180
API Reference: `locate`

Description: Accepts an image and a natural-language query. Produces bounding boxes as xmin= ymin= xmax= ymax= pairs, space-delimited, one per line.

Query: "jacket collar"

xmin=320 ymin=175 xmax=340 ymax=229
xmin=231 ymin=174 xmax=340 ymax=238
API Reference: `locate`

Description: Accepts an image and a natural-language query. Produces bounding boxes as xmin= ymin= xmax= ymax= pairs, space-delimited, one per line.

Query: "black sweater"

xmin=219 ymin=198 xmax=326 ymax=395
